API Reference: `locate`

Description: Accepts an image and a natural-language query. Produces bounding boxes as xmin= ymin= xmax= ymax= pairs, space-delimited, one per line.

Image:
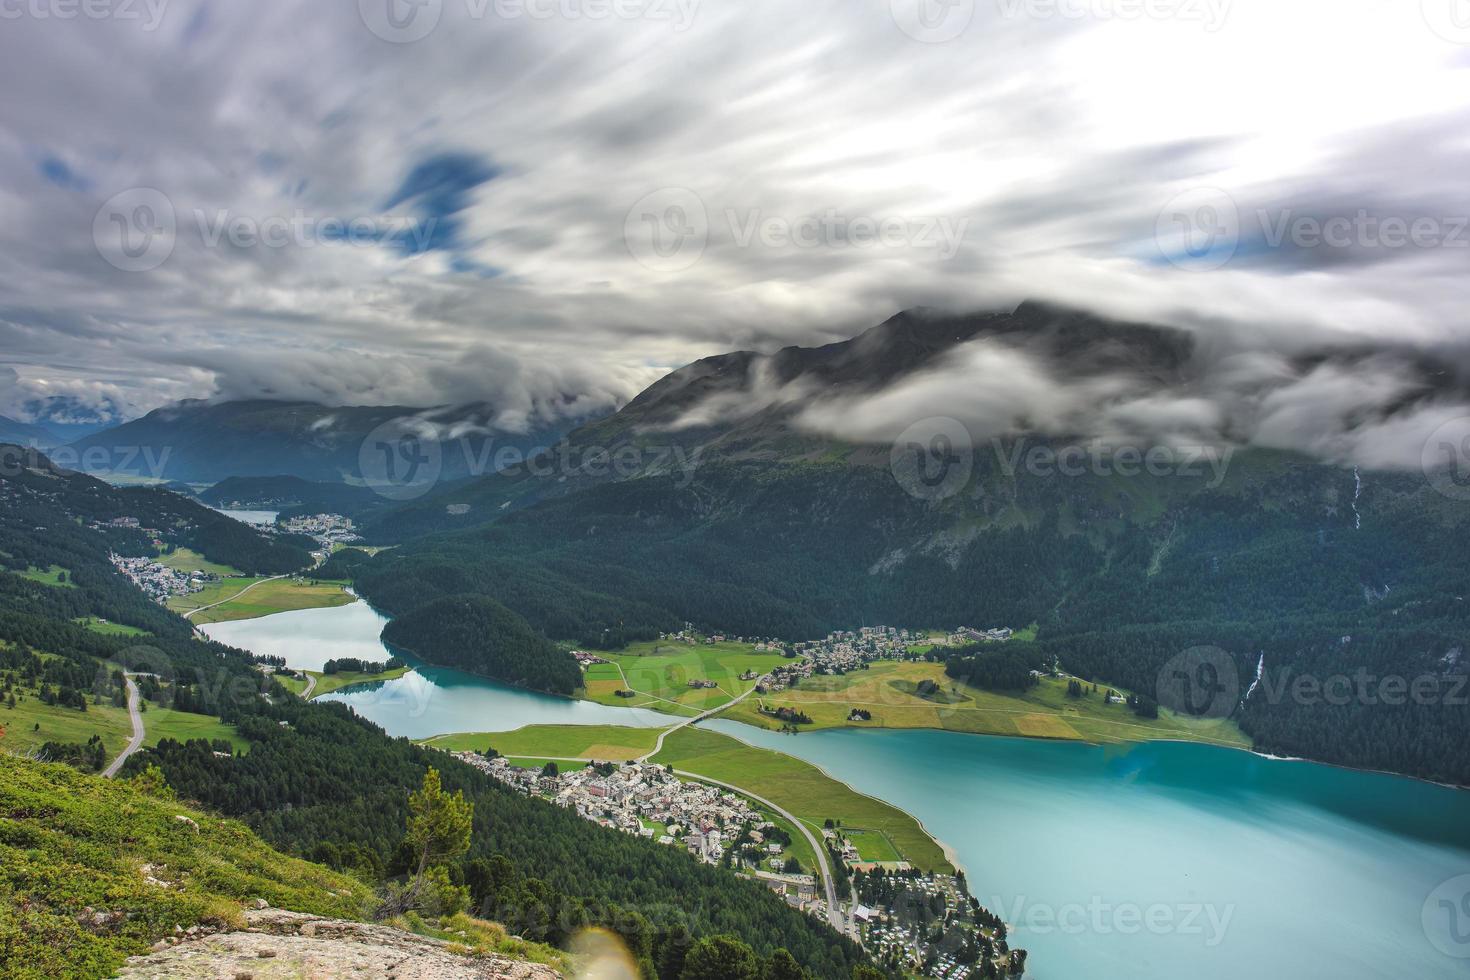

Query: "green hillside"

xmin=0 ymin=754 xmax=374 ymax=979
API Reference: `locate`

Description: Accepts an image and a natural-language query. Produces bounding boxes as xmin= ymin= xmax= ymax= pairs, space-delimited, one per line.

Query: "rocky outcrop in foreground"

xmin=115 ymin=908 xmax=562 ymax=980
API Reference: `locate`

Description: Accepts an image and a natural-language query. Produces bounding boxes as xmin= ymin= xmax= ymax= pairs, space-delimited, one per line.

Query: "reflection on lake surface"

xmin=702 ymin=720 xmax=1470 ymax=980
xmin=213 ymin=508 xmax=278 ymax=526
xmin=202 ymin=599 xmax=669 ymax=738
xmin=201 ymin=600 xmax=396 ymax=672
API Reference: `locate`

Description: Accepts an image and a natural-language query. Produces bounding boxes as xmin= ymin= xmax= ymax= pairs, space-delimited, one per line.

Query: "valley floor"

xmin=420 ymin=722 xmax=951 ymax=874
xmin=572 ymin=643 xmax=1249 ymax=750
xmin=170 ymin=576 xmax=355 ymax=624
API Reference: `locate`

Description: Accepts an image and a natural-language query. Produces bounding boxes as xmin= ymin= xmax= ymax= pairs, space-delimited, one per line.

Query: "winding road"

xmin=300 ymin=672 xmax=318 ymax=700
xmin=102 ymin=674 xmax=144 ymax=778
xmin=487 ymin=681 xmax=847 ymax=934
xmin=671 ymin=767 xmax=846 ymax=934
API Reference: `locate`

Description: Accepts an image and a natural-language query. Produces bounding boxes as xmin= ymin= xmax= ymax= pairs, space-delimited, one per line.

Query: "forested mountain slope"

xmin=344 ymin=306 xmax=1470 ymax=784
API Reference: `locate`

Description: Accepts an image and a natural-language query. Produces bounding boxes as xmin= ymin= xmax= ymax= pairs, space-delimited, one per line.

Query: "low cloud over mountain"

xmin=1 ymin=0 xmax=1467 ymax=440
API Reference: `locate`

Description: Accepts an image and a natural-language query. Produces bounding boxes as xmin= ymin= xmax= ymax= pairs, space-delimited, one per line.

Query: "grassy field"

xmin=75 ymin=616 xmax=147 ymax=637
xmin=420 ymin=724 xmax=663 ymax=761
xmin=157 ymin=547 xmax=241 ymax=577
xmin=18 ymin=564 xmax=76 ymax=588
xmin=581 ymin=641 xmax=790 ymax=717
xmin=0 ymin=690 xmax=135 ymax=762
xmin=277 ymin=665 xmax=410 ymax=699
xmin=166 ymin=576 xmax=267 ymax=617
xmin=140 ymin=705 xmax=249 ymax=753
xmin=173 ymin=578 xmax=354 ymax=624
xmin=845 ymin=829 xmax=902 ymax=863
xmin=717 ymin=659 xmax=1250 ymax=748
xmin=652 ymin=726 xmax=953 ymax=872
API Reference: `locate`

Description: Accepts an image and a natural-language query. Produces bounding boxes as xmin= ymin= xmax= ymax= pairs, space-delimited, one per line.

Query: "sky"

xmin=0 ymin=0 xmax=1467 ymax=439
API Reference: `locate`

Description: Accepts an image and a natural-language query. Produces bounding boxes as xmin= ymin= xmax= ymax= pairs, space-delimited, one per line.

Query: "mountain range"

xmin=335 ymin=302 xmax=1470 ymax=786
xmin=62 ymin=399 xmax=594 ymax=487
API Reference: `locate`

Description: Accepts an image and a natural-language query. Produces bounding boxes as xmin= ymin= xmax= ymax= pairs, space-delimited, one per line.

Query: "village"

xmin=108 ymin=552 xmax=206 ymax=602
xmin=453 ymin=747 xmax=1020 ymax=979
xmin=454 ymin=752 xmax=830 ymax=917
xmin=277 ymin=512 xmax=361 ymax=548
xmin=782 ymin=624 xmax=1011 ymax=677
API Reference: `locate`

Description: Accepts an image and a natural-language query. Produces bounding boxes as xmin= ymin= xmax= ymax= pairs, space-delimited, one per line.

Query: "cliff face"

xmin=115 ymin=908 xmax=563 ymax=980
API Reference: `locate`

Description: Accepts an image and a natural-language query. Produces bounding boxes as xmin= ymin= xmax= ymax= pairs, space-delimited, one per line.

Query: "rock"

xmin=116 ymin=910 xmax=564 ymax=979
xmin=252 ymin=898 xmax=268 ymax=910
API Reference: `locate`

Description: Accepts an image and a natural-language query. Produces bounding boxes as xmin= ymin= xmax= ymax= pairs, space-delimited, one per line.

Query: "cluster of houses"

xmin=278 ymin=513 xmax=361 ymax=557
xmin=91 ymin=516 xmax=166 ymax=549
xmin=658 ymin=626 xmax=791 ymax=652
xmin=754 ymin=659 xmax=815 ymax=693
xmin=855 ymin=872 xmax=1007 ymax=980
xmin=789 ymin=625 xmax=932 ymax=673
xmin=459 ymin=754 xmax=759 ymax=861
xmin=456 ymin=753 xmax=829 ymax=916
xmin=954 ymin=626 xmax=1013 ymax=644
xmin=108 ymin=553 xmax=205 ymax=602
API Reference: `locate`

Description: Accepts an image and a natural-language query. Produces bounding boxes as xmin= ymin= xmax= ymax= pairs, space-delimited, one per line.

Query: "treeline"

xmin=381 ymin=594 xmax=581 ymax=695
xmin=323 ymin=656 xmax=404 ymax=675
xmin=943 ymin=642 xmax=1042 ymax=693
xmin=315 ymin=546 xmax=375 ymax=580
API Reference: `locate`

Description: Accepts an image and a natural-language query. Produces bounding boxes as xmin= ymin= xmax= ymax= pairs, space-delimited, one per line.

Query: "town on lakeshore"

xmin=457 ymin=751 xmax=1024 ymax=979
xmin=108 ymin=512 xmax=361 ymax=602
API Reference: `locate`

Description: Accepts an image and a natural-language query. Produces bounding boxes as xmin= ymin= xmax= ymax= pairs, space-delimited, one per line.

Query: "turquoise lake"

xmin=210 ymin=601 xmax=1470 ymax=979
xmin=201 ymin=599 xmax=669 ymax=737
